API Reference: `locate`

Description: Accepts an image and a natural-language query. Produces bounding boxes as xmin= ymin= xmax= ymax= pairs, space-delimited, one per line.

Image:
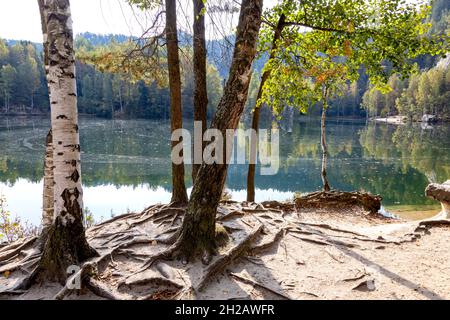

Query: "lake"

xmin=0 ymin=116 xmax=449 ymax=225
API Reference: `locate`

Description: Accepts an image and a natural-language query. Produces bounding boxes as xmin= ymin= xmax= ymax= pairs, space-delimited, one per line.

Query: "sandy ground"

xmin=1 ymin=201 xmax=449 ymax=300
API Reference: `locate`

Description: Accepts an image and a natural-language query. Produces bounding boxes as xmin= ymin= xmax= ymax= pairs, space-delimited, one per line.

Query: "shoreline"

xmin=1 ymin=201 xmax=449 ymax=300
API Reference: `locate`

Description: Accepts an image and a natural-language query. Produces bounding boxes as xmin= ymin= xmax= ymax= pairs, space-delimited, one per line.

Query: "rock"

xmin=425 ymin=180 xmax=450 ymax=219
xmin=421 ymin=114 xmax=437 ymax=124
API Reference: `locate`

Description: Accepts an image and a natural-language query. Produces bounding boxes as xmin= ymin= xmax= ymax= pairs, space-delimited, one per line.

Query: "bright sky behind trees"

xmin=0 ymin=0 xmax=277 ymax=42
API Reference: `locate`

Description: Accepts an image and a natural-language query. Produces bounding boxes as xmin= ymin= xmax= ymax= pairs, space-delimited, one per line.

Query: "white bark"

xmin=42 ymin=130 xmax=54 ymax=229
xmin=41 ymin=0 xmax=83 ymax=225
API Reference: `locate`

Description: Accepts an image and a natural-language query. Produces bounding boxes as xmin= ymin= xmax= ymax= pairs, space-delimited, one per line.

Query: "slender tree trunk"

xmin=192 ymin=0 xmax=208 ymax=184
xmin=37 ymin=0 xmax=97 ymax=283
xmin=42 ymin=130 xmax=54 ymax=232
xmin=247 ymin=14 xmax=285 ymax=202
xmin=321 ymin=102 xmax=331 ymax=192
xmin=174 ymin=0 xmax=263 ymax=262
xmin=38 ymin=0 xmax=53 ymax=240
xmin=166 ymin=0 xmax=188 ymax=205
xmin=118 ymin=83 xmax=123 ymax=114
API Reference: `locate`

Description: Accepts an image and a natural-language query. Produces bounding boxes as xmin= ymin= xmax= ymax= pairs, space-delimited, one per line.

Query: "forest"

xmin=0 ymin=0 xmax=449 ymax=304
xmin=0 ymin=0 xmax=448 ymax=120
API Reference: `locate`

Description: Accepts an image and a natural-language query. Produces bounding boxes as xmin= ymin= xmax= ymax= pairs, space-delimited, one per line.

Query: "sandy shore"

xmin=1 ymin=202 xmax=449 ymax=300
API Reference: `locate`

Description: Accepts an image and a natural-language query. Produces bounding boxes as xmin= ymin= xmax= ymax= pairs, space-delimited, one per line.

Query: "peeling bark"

xmin=166 ymin=0 xmax=188 ymax=205
xmin=174 ymin=0 xmax=263 ymax=261
xmin=37 ymin=0 xmax=96 ymax=283
xmin=247 ymin=14 xmax=286 ymax=202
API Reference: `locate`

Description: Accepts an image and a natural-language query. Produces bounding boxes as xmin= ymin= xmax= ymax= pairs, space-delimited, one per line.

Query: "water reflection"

xmin=0 ymin=116 xmax=448 ymax=222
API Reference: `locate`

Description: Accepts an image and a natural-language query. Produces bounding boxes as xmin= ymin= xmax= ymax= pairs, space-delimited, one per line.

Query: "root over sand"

xmin=1 ymin=199 xmax=449 ymax=300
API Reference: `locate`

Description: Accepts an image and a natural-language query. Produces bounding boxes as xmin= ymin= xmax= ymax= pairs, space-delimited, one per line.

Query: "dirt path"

xmin=1 ymin=201 xmax=449 ymax=300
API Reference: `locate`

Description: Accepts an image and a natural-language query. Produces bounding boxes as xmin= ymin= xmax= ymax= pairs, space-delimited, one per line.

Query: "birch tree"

xmin=37 ymin=0 xmax=53 ymax=238
xmin=37 ymin=0 xmax=96 ymax=282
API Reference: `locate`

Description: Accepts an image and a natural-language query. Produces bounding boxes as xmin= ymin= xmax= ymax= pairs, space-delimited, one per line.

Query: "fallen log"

xmin=295 ymin=191 xmax=382 ymax=214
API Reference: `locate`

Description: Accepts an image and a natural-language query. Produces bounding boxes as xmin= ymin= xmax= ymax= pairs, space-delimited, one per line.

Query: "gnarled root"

xmin=0 ymin=237 xmax=38 ymax=265
xmin=295 ymin=190 xmax=382 ymax=214
xmin=195 ymin=224 xmax=264 ymax=292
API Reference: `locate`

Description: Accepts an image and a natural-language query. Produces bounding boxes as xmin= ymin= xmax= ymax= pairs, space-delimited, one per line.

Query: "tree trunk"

xmin=118 ymin=83 xmax=123 ymax=114
xmin=37 ymin=0 xmax=97 ymax=283
xmin=174 ymin=0 xmax=263 ymax=262
xmin=192 ymin=0 xmax=208 ymax=184
xmin=38 ymin=0 xmax=53 ymax=240
xmin=41 ymin=129 xmax=54 ymax=233
xmin=247 ymin=14 xmax=285 ymax=202
xmin=321 ymin=102 xmax=331 ymax=192
xmin=166 ymin=0 xmax=188 ymax=205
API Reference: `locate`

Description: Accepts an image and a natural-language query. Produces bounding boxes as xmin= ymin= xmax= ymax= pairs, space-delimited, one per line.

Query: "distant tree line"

xmin=362 ymin=0 xmax=450 ymax=120
xmin=0 ymin=33 xmax=224 ymax=119
xmin=362 ymin=60 xmax=450 ymax=120
xmin=0 ymin=40 xmax=48 ymax=113
xmin=0 ymin=0 xmax=448 ymax=120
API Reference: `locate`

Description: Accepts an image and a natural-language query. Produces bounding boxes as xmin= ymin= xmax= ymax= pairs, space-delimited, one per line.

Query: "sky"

xmin=0 ymin=0 xmax=149 ymax=42
xmin=0 ymin=0 xmax=277 ymax=43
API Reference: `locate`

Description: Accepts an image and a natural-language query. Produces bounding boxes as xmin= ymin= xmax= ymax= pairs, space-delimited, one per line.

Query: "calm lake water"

xmin=0 ymin=116 xmax=448 ymax=225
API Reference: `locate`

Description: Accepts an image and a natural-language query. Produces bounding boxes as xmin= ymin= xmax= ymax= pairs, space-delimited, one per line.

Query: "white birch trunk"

xmin=44 ymin=0 xmax=83 ymax=224
xmin=42 ymin=130 xmax=54 ymax=229
xmin=37 ymin=0 xmax=95 ymax=282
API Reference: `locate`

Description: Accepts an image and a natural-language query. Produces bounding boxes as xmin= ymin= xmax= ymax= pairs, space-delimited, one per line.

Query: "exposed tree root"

xmin=4 ymin=200 xmax=448 ymax=300
xmin=0 ymin=237 xmax=37 ymax=264
xmin=292 ymin=224 xmax=403 ymax=246
xmin=53 ymin=261 xmax=97 ymax=300
xmin=118 ymin=272 xmax=184 ymax=298
xmin=130 ymin=243 xmax=183 ymax=277
xmin=418 ymin=220 xmax=450 ymax=228
xmin=89 ymin=229 xmax=137 ymax=240
xmin=88 ymin=212 xmax=138 ymax=233
xmin=217 ymin=210 xmax=245 ymax=221
xmin=195 ymin=224 xmax=264 ymax=292
xmin=0 ymin=252 xmax=40 ymax=274
xmin=86 ymin=278 xmax=123 ymax=300
xmin=126 ymin=207 xmax=185 ymax=229
xmin=261 ymin=201 xmax=296 ymax=212
xmin=296 ymin=222 xmax=369 ymax=238
xmin=250 ymin=228 xmax=286 ymax=255
xmin=0 ymin=237 xmax=34 ymax=254
xmin=295 ymin=191 xmax=382 ymax=214
xmin=289 ymin=233 xmax=331 ymax=246
xmin=229 ymin=272 xmax=292 ymax=300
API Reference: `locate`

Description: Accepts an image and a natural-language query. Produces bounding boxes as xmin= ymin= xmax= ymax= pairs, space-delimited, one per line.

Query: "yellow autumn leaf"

xmin=343 ymin=40 xmax=353 ymax=57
